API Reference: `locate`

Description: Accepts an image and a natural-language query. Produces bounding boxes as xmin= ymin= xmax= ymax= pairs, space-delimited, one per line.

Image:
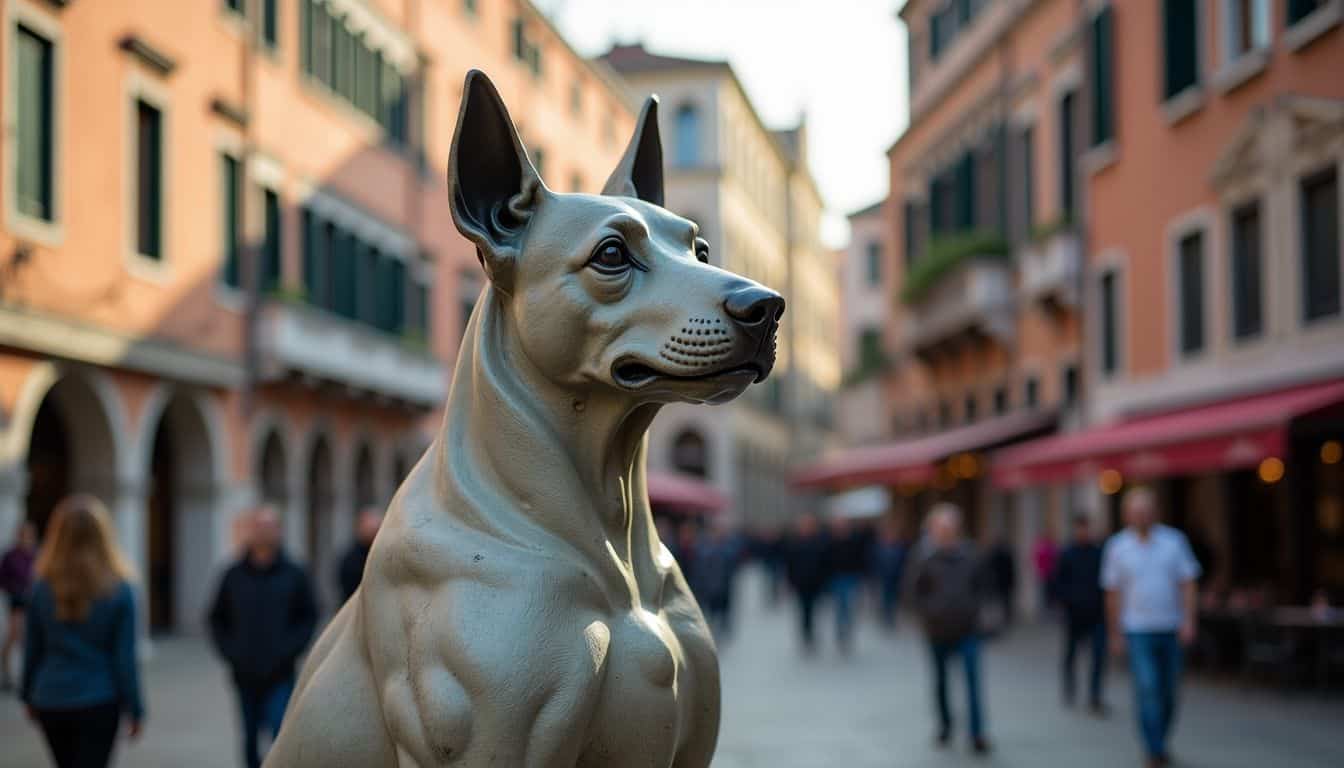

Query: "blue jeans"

xmin=929 ymin=635 xmax=986 ymax=739
xmin=1126 ymin=631 xmax=1183 ymax=759
xmin=237 ymin=679 xmax=294 ymax=768
xmin=831 ymin=574 xmax=860 ymax=648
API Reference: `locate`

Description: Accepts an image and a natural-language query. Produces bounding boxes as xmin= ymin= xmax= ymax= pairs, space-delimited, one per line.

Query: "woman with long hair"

xmin=22 ymin=494 xmax=145 ymax=768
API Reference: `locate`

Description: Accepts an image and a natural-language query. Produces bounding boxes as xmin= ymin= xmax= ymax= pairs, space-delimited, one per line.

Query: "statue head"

xmin=448 ymin=70 xmax=783 ymax=406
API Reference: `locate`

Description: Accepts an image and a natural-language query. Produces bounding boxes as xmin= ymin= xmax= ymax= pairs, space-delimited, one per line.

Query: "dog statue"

xmin=265 ymin=70 xmax=784 ymax=768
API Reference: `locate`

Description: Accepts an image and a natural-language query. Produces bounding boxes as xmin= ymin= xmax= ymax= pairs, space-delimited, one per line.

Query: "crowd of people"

xmin=0 ymin=486 xmax=1205 ymax=768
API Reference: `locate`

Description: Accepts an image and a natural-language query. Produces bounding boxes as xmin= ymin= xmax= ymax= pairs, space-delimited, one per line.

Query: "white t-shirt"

xmin=1100 ymin=524 xmax=1202 ymax=633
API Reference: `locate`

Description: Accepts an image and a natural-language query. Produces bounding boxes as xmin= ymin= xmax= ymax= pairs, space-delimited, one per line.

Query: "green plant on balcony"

xmin=1029 ymin=214 xmax=1075 ymax=244
xmin=400 ymin=329 xmax=430 ymax=354
xmin=899 ymin=230 xmax=1010 ymax=304
xmin=267 ymin=285 xmax=308 ymax=305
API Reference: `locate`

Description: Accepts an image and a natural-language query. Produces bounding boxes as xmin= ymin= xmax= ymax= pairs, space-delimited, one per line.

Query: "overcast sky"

xmin=539 ymin=0 xmax=909 ymax=248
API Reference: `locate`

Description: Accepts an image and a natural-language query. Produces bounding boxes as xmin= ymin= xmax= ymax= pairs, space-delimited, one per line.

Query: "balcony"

xmin=1019 ymin=227 xmax=1081 ymax=309
xmin=258 ymin=299 xmax=444 ymax=408
xmin=904 ymin=257 xmax=1015 ymax=358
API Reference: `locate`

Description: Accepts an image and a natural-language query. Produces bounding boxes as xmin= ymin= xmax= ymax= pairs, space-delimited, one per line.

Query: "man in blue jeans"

xmin=1101 ymin=487 xmax=1201 ymax=768
xmin=910 ymin=504 xmax=992 ymax=755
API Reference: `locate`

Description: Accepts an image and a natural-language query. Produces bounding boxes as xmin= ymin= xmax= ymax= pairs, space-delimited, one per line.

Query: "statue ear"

xmin=448 ymin=70 xmax=544 ymax=290
xmin=601 ymin=96 xmax=664 ymax=206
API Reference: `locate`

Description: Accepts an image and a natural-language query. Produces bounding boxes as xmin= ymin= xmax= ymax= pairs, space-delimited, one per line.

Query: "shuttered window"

xmin=1019 ymin=125 xmax=1035 ymax=238
xmin=1024 ymin=377 xmax=1040 ymax=409
xmin=261 ymin=188 xmax=282 ymax=293
xmin=355 ymin=243 xmax=378 ymax=325
xmin=1301 ymin=168 xmax=1341 ymax=322
xmin=331 ymin=228 xmax=357 ymax=318
xmin=135 ymin=100 xmax=163 ymax=260
xmin=262 ymin=0 xmax=278 ymax=47
xmin=1289 ymin=0 xmax=1328 ymax=26
xmin=16 ymin=24 xmax=55 ymax=222
xmin=1162 ymin=0 xmax=1199 ymax=100
xmin=1100 ymin=271 xmax=1119 ymax=375
xmin=866 ymin=241 xmax=882 ymax=286
xmin=220 ymin=154 xmax=241 ymax=288
xmin=956 ymin=150 xmax=976 ymax=231
xmin=1062 ymin=365 xmax=1079 ymax=406
xmin=1230 ymin=202 xmax=1263 ymax=340
xmin=903 ymin=201 xmax=919 ymax=268
xmin=1177 ymin=231 xmax=1206 ymax=356
xmin=1059 ymin=91 xmax=1077 ymax=217
xmin=993 ymin=386 xmax=1008 ymax=415
xmin=1090 ymin=7 xmax=1115 ymax=147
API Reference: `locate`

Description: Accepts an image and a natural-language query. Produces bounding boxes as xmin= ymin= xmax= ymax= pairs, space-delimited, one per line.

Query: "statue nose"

xmin=724 ymin=285 xmax=785 ymax=328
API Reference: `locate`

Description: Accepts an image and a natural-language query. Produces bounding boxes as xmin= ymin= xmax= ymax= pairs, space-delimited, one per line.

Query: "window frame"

xmin=125 ymin=72 xmax=171 ymax=277
xmin=1227 ymin=198 xmax=1265 ymax=342
xmin=1299 ymin=164 xmax=1342 ymax=325
xmin=1088 ymin=4 xmax=1116 ymax=149
xmin=217 ymin=150 xmax=244 ymax=295
xmin=1175 ymin=229 xmax=1208 ymax=358
xmin=1160 ymin=0 xmax=1203 ymax=104
xmin=1096 ymin=262 xmax=1125 ymax=379
xmin=6 ymin=5 xmax=63 ymax=243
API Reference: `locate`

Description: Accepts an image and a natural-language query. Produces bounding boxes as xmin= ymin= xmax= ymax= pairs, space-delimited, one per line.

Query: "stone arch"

xmin=352 ymin=437 xmax=378 ymax=512
xmin=672 ymin=427 xmax=711 ymax=479
xmin=302 ymin=424 xmax=338 ymax=609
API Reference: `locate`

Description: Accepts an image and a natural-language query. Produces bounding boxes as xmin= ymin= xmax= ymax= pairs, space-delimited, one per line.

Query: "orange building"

xmin=0 ymin=0 xmax=633 ymax=634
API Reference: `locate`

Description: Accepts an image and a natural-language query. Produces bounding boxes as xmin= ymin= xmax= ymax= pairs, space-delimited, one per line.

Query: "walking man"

xmin=909 ymin=503 xmax=992 ymax=755
xmin=1102 ymin=487 xmax=1201 ymax=768
xmin=784 ymin=512 xmax=831 ymax=654
xmin=208 ymin=506 xmax=318 ymax=768
xmin=337 ymin=508 xmax=382 ymax=602
xmin=828 ymin=516 xmax=868 ymax=653
xmin=1053 ymin=514 xmax=1107 ymax=713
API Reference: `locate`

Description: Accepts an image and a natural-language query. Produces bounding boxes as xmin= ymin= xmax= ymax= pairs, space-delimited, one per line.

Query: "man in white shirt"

xmin=1101 ymin=486 xmax=1201 ymax=768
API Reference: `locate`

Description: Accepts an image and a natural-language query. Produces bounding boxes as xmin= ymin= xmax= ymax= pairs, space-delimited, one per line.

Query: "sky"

xmin=538 ymin=0 xmax=910 ymax=248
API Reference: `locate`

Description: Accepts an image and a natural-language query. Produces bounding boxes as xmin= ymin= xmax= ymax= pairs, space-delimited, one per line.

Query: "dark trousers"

xmin=37 ymin=700 xmax=120 ymax=768
xmin=1127 ymin=631 xmax=1183 ymax=759
xmin=797 ymin=591 xmax=819 ymax=650
xmin=1062 ymin=615 xmax=1107 ymax=705
xmin=929 ymin=635 xmax=986 ymax=739
xmin=237 ymin=679 xmax=294 ymax=768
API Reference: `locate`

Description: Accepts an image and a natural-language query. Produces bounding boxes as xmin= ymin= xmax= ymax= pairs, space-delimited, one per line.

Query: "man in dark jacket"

xmin=784 ymin=512 xmax=831 ymax=654
xmin=909 ymin=503 xmax=992 ymax=754
xmin=336 ymin=508 xmax=382 ymax=602
xmin=1052 ymin=513 xmax=1107 ymax=713
xmin=208 ymin=506 xmax=318 ymax=768
xmin=828 ymin=516 xmax=869 ymax=653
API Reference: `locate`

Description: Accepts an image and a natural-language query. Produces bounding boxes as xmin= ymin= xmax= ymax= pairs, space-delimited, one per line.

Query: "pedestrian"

xmin=872 ymin=518 xmax=908 ymax=630
xmin=1101 ymin=486 xmax=1201 ymax=768
xmin=1 ymin=520 xmax=39 ymax=692
xmin=784 ymin=512 xmax=832 ymax=654
xmin=987 ymin=536 xmax=1016 ymax=631
xmin=1053 ymin=513 xmax=1107 ymax=714
xmin=909 ymin=503 xmax=992 ymax=755
xmin=208 ymin=506 xmax=318 ymax=768
xmin=21 ymin=495 xmax=144 ymax=768
xmin=337 ymin=508 xmax=382 ymax=602
xmin=1033 ymin=531 xmax=1059 ymax=613
xmin=828 ymin=516 xmax=868 ymax=653
xmin=693 ymin=524 xmax=740 ymax=639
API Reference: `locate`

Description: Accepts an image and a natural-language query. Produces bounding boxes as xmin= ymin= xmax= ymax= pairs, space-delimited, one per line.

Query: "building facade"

xmin=600 ymin=44 xmax=840 ymax=528
xmin=836 ymin=200 xmax=893 ymax=447
xmin=0 ymin=0 xmax=634 ymax=634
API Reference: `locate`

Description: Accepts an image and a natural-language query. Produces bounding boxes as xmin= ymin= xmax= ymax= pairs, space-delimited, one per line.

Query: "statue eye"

xmin=589 ymin=238 xmax=636 ymax=275
xmin=694 ymin=238 xmax=710 ymax=264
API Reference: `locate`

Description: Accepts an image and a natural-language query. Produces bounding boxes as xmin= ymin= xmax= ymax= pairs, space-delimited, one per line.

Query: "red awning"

xmin=991 ymin=379 xmax=1344 ymax=489
xmin=792 ymin=410 xmax=1057 ymax=490
xmin=646 ymin=471 xmax=729 ymax=513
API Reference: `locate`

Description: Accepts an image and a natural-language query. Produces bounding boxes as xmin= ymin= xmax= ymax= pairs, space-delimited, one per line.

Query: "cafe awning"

xmin=792 ymin=410 xmax=1057 ymax=490
xmin=991 ymin=379 xmax=1344 ymax=489
xmin=646 ymin=471 xmax=729 ymax=512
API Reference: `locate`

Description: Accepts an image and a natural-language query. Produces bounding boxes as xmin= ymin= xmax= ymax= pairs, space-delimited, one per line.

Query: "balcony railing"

xmin=258 ymin=298 xmax=444 ymax=407
xmin=1020 ymin=227 xmax=1082 ymax=308
xmin=904 ymin=258 xmax=1015 ymax=356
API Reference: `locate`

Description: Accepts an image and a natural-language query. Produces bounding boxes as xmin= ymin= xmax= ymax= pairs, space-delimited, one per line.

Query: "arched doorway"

xmin=672 ymin=429 xmax=710 ymax=479
xmin=24 ymin=375 xmax=120 ymax=537
xmin=258 ymin=430 xmax=287 ymax=509
xmin=145 ymin=393 xmax=216 ymax=634
xmin=306 ymin=435 xmax=334 ymax=605
xmin=353 ymin=442 xmax=376 ymax=512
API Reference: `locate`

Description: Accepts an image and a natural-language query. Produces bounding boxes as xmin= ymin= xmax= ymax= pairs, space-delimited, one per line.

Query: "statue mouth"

xmin=612 ymin=358 xmax=766 ymax=390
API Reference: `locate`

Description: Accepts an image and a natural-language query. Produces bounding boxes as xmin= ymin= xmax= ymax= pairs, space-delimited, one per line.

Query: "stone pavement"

xmin=3 ymin=569 xmax=1341 ymax=767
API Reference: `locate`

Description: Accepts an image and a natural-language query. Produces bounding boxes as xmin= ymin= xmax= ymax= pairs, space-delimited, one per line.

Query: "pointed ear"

xmin=601 ymin=96 xmax=664 ymax=206
xmin=448 ymin=70 xmax=544 ymax=290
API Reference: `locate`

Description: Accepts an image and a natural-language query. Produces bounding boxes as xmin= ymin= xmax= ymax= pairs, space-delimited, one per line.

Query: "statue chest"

xmin=578 ymin=607 xmax=689 ymax=767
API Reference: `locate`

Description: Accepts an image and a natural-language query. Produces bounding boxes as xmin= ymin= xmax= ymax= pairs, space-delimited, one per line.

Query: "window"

xmin=301 ymin=209 xmax=328 ymax=307
xmin=262 ymin=0 xmax=278 ymax=48
xmin=220 ymin=154 xmax=241 ymax=289
xmin=674 ymin=103 xmax=700 ymax=168
xmin=261 ymin=188 xmax=282 ymax=293
xmin=332 ymin=228 xmax=357 ymax=318
xmin=464 ymin=0 xmax=478 ymax=16
xmin=134 ymin=100 xmax=163 ymax=260
xmin=356 ymin=243 xmax=378 ymax=324
xmin=993 ymin=386 xmax=1009 ymax=414
xmin=302 ymin=1 xmax=408 ymax=146
xmin=1230 ymin=201 xmax=1263 ymax=339
xmin=1019 ymin=125 xmax=1035 ymax=237
xmin=964 ymin=394 xmax=978 ymax=423
xmin=938 ymin=400 xmax=952 ymax=428
xmin=1301 ymin=167 xmax=1341 ymax=322
xmin=1059 ymin=91 xmax=1077 ymax=217
xmin=672 ymin=430 xmax=710 ymax=478
xmin=16 ymin=24 xmax=55 ymax=222
xmin=1163 ymin=0 xmax=1200 ymax=99
xmin=512 ymin=17 xmax=527 ymax=61
xmin=224 ymin=0 xmax=243 ymax=13
xmin=929 ymin=5 xmax=956 ymax=61
xmin=1062 ymin=364 xmax=1079 ymax=406
xmin=1090 ymin=7 xmax=1115 ymax=147
xmin=1222 ymin=0 xmax=1269 ymax=62
xmin=1100 ymin=271 xmax=1120 ymax=375
xmin=1177 ymin=230 xmax=1206 ymax=356
xmin=1288 ymin=0 xmax=1331 ymax=26
xmin=902 ymin=201 xmax=921 ymax=268
xmin=1024 ymin=376 xmax=1040 ymax=409
xmin=865 ymin=241 xmax=882 ymax=286
xmin=858 ymin=327 xmax=884 ymax=370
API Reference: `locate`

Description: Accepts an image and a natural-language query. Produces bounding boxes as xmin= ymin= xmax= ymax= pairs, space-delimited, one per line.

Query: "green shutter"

xmin=1288 ymin=0 xmax=1320 ymax=27
xmin=1302 ymin=168 xmax=1341 ymax=322
xmin=16 ymin=25 xmax=54 ymax=222
xmin=1021 ymin=125 xmax=1035 ymax=236
xmin=390 ymin=258 xmax=406 ymax=333
xmin=1090 ymin=7 xmax=1114 ymax=147
xmin=1178 ymin=231 xmax=1205 ymax=355
xmin=956 ymin=151 xmax=975 ymax=232
xmin=136 ymin=101 xmax=163 ymax=260
xmin=357 ymin=245 xmax=378 ymax=324
xmin=1059 ymin=91 xmax=1077 ymax=216
xmin=263 ymin=0 xmax=278 ymax=46
xmin=1162 ymin=0 xmax=1198 ymax=99
xmin=332 ymin=229 xmax=357 ymax=318
xmin=220 ymin=155 xmax=241 ymax=288
xmin=262 ymin=189 xmax=282 ymax=293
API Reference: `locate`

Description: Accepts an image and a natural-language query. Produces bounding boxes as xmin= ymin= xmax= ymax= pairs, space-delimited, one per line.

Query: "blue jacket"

xmin=22 ymin=579 xmax=145 ymax=719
